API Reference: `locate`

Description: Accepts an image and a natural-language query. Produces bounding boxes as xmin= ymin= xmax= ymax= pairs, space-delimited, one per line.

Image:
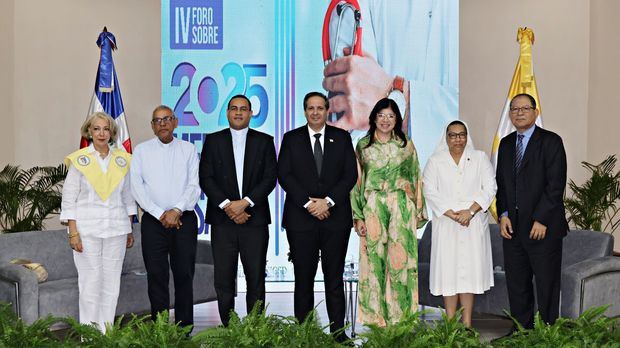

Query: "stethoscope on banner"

xmin=322 ymin=0 xmax=363 ymax=122
xmin=322 ymin=0 xmax=362 ymax=63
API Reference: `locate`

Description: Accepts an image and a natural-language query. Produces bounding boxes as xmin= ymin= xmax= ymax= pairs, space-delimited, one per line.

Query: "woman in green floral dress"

xmin=351 ymin=98 xmax=427 ymax=326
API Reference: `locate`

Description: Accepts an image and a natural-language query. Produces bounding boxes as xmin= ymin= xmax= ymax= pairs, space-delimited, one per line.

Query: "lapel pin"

xmin=329 ymin=138 xmax=334 ymax=142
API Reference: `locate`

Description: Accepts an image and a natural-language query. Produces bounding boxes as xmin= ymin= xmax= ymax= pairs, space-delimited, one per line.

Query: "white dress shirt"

xmin=60 ymin=144 xmax=137 ymax=238
xmin=218 ymin=128 xmax=255 ymax=209
xmin=130 ymin=137 xmax=201 ymax=219
xmin=305 ymin=125 xmax=335 ymax=208
xmin=308 ymin=124 xmax=325 ymax=153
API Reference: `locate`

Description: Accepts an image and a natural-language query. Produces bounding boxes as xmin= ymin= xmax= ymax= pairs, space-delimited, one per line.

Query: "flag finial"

xmin=517 ymin=27 xmax=535 ymax=45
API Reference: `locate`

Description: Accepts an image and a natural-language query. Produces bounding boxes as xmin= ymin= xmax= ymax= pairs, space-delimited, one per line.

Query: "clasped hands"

xmin=446 ymin=209 xmax=473 ymax=227
xmin=307 ymin=197 xmax=330 ymax=220
xmin=223 ymin=200 xmax=251 ymax=224
xmin=499 ymin=216 xmax=547 ymax=240
xmin=160 ymin=209 xmax=183 ymax=229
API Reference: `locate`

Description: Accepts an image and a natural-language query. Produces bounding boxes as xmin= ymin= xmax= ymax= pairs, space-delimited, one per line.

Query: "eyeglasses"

xmin=447 ymin=132 xmax=467 ymax=140
xmin=376 ymin=113 xmax=396 ymax=120
xmin=509 ymin=106 xmax=535 ymax=113
xmin=151 ymin=116 xmax=175 ymax=125
xmin=228 ymin=106 xmax=250 ymax=112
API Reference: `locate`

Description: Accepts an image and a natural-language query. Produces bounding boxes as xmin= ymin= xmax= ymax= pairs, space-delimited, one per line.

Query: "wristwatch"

xmin=387 ymin=75 xmax=407 ymax=122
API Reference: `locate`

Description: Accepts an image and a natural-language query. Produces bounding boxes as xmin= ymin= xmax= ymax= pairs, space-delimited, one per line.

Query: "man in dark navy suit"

xmin=199 ymin=95 xmax=277 ymax=326
xmin=277 ymin=91 xmax=357 ymax=341
xmin=496 ymin=93 xmax=568 ymax=329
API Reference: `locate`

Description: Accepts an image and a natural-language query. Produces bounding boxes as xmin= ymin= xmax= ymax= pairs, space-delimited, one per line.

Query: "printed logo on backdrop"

xmin=170 ymin=0 xmax=223 ymax=49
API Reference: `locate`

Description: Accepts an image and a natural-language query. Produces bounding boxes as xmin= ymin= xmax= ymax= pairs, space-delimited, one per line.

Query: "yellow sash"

xmin=64 ymin=147 xmax=131 ymax=201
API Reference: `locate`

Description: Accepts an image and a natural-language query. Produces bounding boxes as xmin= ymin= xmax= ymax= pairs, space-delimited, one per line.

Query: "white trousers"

xmin=73 ymin=234 xmax=127 ymax=333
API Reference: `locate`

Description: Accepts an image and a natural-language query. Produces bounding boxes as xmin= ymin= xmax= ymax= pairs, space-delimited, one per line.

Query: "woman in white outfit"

xmin=422 ymin=120 xmax=496 ymax=327
xmin=60 ymin=112 xmax=136 ymax=333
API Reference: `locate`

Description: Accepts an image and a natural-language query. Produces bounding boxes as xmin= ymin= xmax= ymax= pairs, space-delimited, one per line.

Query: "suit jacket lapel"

xmin=504 ymin=132 xmax=516 ymax=184
xmin=301 ymin=126 xmax=320 ymax=179
xmin=242 ymin=129 xmax=258 ymax=195
xmin=520 ymin=126 xmax=540 ymax=170
xmin=321 ymin=126 xmax=336 ymax=178
xmin=223 ymin=129 xmax=241 ymax=199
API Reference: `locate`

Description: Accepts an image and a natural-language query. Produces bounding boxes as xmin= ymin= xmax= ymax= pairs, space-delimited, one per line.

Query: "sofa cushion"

xmin=473 ymin=271 xmax=510 ymax=316
xmin=418 ymin=222 xmax=432 ymax=264
xmin=417 ymin=262 xmax=443 ymax=309
xmin=488 ymin=224 xmax=505 ymax=269
xmin=122 ymin=225 xmax=146 ymax=274
xmin=39 ymin=278 xmax=79 ymax=320
xmin=562 ymin=230 xmax=614 ymax=268
xmin=170 ymin=263 xmax=216 ymax=305
xmin=116 ymin=271 xmax=150 ymax=316
xmin=0 ymin=230 xmax=77 ymax=282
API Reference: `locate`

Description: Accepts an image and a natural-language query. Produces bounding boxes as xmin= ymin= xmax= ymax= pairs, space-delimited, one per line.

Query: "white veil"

xmin=430 ymin=120 xmax=477 ymax=160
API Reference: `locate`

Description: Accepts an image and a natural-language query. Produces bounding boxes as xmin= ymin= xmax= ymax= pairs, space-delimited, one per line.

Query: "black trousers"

xmin=503 ymin=230 xmax=563 ymax=329
xmin=286 ymin=226 xmax=350 ymax=333
xmin=141 ymin=212 xmax=197 ymax=327
xmin=211 ymin=223 xmax=269 ymax=326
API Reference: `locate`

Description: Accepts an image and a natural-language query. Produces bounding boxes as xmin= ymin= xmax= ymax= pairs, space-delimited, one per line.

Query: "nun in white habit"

xmin=422 ymin=120 xmax=496 ymax=327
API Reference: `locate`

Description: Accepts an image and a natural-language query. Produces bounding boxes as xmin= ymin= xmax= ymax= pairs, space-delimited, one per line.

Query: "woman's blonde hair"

xmin=80 ymin=112 xmax=118 ymax=144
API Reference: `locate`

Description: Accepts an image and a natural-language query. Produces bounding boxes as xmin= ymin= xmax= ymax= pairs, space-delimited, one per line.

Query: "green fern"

xmin=0 ymin=303 xmax=64 ymax=348
xmin=0 ymin=164 xmax=67 ymax=232
xmin=565 ymin=155 xmax=620 ymax=234
xmin=360 ymin=310 xmax=485 ymax=348
xmin=192 ymin=302 xmax=345 ymax=347
xmin=493 ymin=306 xmax=620 ymax=347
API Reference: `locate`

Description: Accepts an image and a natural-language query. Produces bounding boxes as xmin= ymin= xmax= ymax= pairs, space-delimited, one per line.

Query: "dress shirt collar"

xmin=156 ymin=136 xmax=176 ymax=148
xmin=88 ymin=143 xmax=111 ymax=160
xmin=518 ymin=124 xmax=536 ymax=139
xmin=230 ymin=127 xmax=249 ymax=140
xmin=307 ymin=124 xmax=326 ymax=138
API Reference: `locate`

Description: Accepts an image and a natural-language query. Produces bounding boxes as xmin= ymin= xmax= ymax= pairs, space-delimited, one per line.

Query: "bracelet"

xmin=68 ymin=232 xmax=79 ymax=239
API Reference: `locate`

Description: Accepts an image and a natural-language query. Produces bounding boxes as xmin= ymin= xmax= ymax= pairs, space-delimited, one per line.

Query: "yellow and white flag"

xmin=489 ymin=27 xmax=543 ymax=221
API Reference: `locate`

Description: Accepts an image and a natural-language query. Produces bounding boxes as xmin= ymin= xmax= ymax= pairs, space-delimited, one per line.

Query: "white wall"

xmin=0 ymin=0 xmax=15 ymax=166
xmin=3 ymin=0 xmax=619 ymax=248
xmin=8 ymin=0 xmax=161 ymax=168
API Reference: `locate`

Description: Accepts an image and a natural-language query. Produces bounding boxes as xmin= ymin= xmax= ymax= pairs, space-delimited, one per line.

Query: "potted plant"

xmin=565 ymin=155 xmax=620 ymax=235
xmin=0 ymin=164 xmax=67 ymax=232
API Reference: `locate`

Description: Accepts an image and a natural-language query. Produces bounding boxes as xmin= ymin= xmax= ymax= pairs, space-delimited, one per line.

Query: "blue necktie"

xmin=515 ymin=134 xmax=524 ymax=173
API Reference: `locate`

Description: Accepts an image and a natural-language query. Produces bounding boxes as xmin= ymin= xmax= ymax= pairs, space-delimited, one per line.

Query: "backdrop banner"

xmin=161 ymin=0 xmax=459 ymax=287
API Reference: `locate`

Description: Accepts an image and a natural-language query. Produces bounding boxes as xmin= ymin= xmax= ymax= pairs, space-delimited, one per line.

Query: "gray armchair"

xmin=0 ymin=224 xmax=216 ymax=324
xmin=418 ymin=221 xmax=619 ymax=318
xmin=561 ymin=230 xmax=619 ymax=318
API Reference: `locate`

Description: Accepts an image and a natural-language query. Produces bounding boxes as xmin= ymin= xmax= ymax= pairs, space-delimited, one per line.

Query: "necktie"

xmin=515 ymin=134 xmax=524 ymax=173
xmin=313 ymin=133 xmax=323 ymax=175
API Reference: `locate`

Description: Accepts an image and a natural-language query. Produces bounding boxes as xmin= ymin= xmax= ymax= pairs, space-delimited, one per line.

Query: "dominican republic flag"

xmin=80 ymin=27 xmax=132 ymax=153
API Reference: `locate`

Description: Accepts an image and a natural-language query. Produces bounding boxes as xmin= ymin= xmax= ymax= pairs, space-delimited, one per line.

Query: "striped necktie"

xmin=515 ymin=134 xmax=524 ymax=173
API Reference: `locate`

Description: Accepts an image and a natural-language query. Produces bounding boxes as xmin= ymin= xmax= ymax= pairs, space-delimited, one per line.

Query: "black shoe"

xmin=334 ymin=332 xmax=353 ymax=346
xmin=491 ymin=325 xmax=517 ymax=343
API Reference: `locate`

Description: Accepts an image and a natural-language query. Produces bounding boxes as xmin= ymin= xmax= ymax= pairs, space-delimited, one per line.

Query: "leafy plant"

xmin=565 ymin=155 xmax=620 ymax=234
xmin=1 ymin=300 xmax=618 ymax=347
xmin=360 ymin=310 xmax=485 ymax=348
xmin=0 ymin=164 xmax=68 ymax=232
xmin=62 ymin=311 xmax=195 ymax=348
xmin=0 ymin=303 xmax=64 ymax=348
xmin=192 ymin=302 xmax=346 ymax=347
xmin=493 ymin=306 xmax=620 ymax=347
